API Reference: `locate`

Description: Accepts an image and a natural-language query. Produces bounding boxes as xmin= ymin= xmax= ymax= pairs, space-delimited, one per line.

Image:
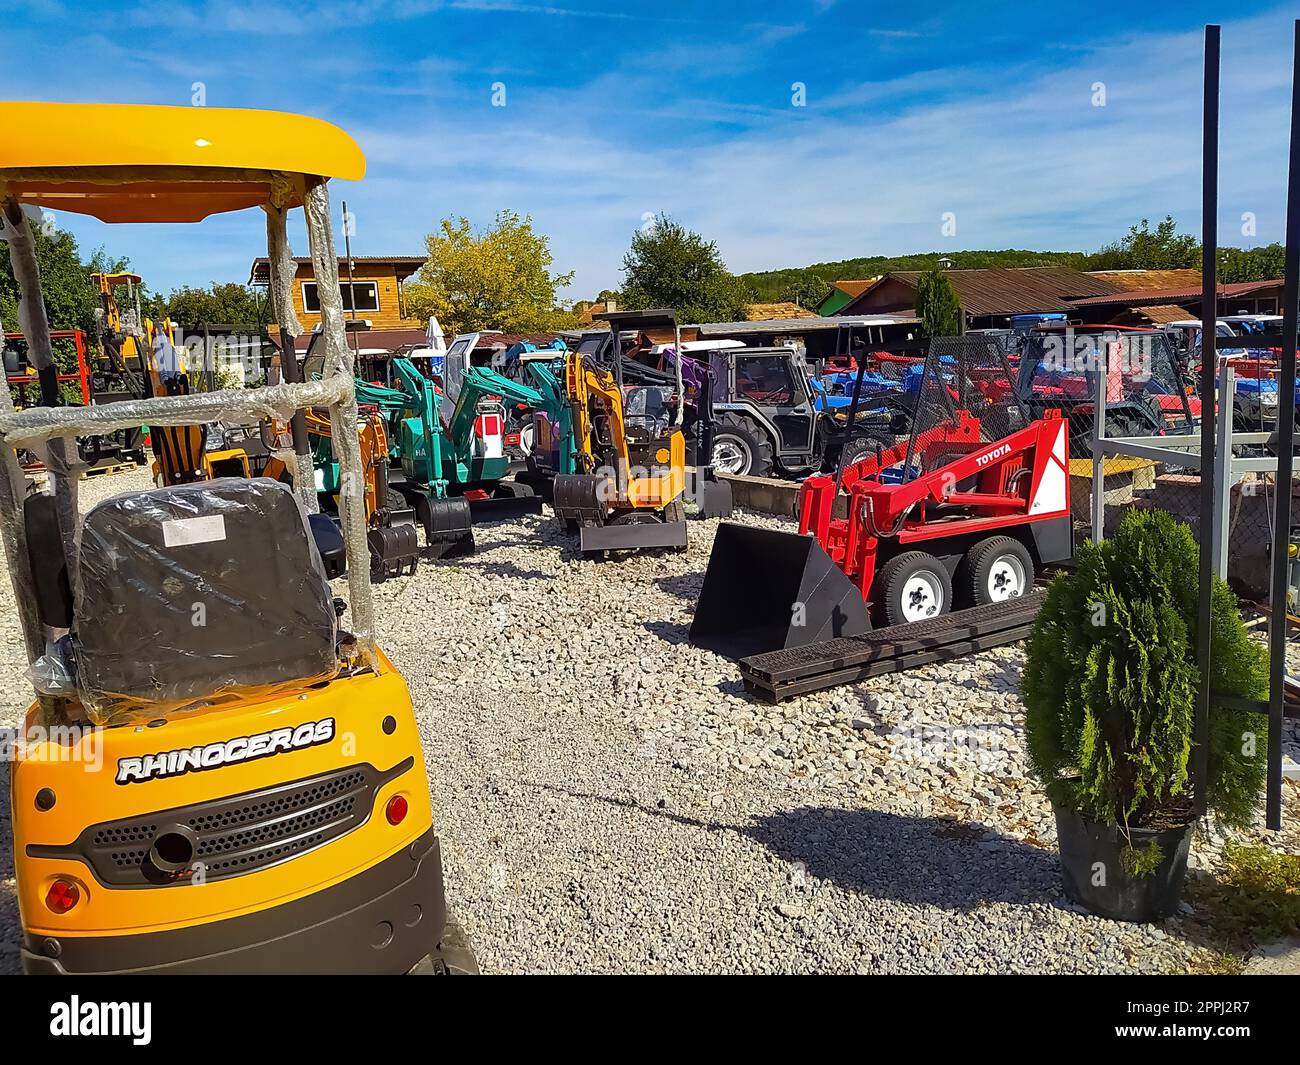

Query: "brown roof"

xmin=1134 ymin=303 xmax=1194 ymax=324
xmin=832 ymin=279 xmax=876 ymax=298
xmin=249 ymin=256 xmax=426 ymax=285
xmin=1086 ymin=269 xmax=1202 ymax=291
xmin=1067 ymin=278 xmax=1285 ymax=308
xmin=279 ymin=327 xmax=429 ymax=353
xmin=842 ymin=267 xmax=1121 ymax=317
xmin=743 ymin=302 xmax=819 ymax=321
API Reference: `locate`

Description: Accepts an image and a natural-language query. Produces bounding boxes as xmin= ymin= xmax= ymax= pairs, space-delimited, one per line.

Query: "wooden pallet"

xmin=81 ymin=461 xmax=138 ymax=479
xmin=739 ymin=592 xmax=1044 ymax=703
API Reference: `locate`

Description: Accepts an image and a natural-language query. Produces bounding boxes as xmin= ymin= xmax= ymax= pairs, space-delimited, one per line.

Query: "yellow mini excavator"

xmin=552 ymin=309 xmax=689 ymax=555
xmin=1 ymin=100 xmax=475 ymax=975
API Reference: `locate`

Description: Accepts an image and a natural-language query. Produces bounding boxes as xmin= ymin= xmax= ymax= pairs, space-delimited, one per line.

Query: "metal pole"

xmin=834 ymin=351 xmax=871 ymax=491
xmin=342 ymin=199 xmax=359 ymax=365
xmin=1266 ymin=18 xmax=1300 ymax=831
xmin=1214 ymin=361 xmax=1234 ymax=580
xmin=1091 ymin=332 xmax=1108 ymax=543
xmin=1194 ymin=24 xmax=1219 ymax=820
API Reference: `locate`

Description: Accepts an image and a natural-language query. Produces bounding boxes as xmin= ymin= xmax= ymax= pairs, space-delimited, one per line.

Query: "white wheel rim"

xmin=901 ymin=571 xmax=944 ymax=621
xmin=519 ymin=424 xmax=534 ymax=456
xmin=986 ymin=554 xmax=1026 ymax=601
xmin=712 ymin=438 xmax=750 ymax=475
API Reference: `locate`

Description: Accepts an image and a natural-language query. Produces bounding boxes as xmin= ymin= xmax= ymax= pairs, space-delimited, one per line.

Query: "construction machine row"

xmin=0 ymin=99 xmax=1089 ymax=977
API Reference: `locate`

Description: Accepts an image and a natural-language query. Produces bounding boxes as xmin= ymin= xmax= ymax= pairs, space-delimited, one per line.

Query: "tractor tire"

xmin=876 ymin=550 xmax=952 ymax=627
xmin=493 ymin=479 xmax=535 ymax=499
xmin=710 ymin=415 xmax=774 ymax=477
xmin=964 ymin=535 xmax=1033 ymax=607
xmin=838 ymin=434 xmax=891 ymax=470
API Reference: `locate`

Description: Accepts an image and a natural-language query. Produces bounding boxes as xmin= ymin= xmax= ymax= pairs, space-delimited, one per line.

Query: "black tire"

xmin=710 ymin=414 xmax=774 ymax=477
xmin=492 ymin=479 xmax=535 ymax=499
xmin=838 ymin=434 xmax=890 ymax=470
xmin=964 ymin=535 xmax=1033 ymax=607
xmin=876 ymin=550 xmax=952 ymax=627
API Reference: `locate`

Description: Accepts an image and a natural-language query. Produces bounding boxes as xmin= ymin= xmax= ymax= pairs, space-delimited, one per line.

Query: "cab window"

xmin=735 ymin=356 xmax=796 ymax=405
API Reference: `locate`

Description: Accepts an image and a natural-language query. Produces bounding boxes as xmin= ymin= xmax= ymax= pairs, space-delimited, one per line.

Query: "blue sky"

xmin=0 ymin=0 xmax=1296 ymax=300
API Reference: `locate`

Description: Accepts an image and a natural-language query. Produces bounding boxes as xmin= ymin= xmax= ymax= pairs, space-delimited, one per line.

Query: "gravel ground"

xmin=2 ymin=466 xmax=1298 ymax=974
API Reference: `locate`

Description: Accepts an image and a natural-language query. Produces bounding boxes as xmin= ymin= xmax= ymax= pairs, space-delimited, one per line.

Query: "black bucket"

xmin=1053 ymin=804 xmax=1193 ymax=922
xmin=688 ymin=522 xmax=870 ymax=660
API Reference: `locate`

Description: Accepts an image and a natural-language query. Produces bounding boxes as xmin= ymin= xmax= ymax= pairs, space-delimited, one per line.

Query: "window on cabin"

xmin=302 ymin=280 xmax=380 ymax=313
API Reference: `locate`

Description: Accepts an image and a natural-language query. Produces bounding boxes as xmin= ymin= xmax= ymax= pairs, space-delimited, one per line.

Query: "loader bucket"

xmin=393 ymin=484 xmax=476 ymax=557
xmin=467 ymin=485 xmax=544 ymax=522
xmin=688 ymin=522 xmax=870 ymax=659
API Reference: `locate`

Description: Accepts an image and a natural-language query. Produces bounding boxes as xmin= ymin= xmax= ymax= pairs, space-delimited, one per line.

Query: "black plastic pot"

xmin=1052 ymin=804 xmax=1193 ymax=922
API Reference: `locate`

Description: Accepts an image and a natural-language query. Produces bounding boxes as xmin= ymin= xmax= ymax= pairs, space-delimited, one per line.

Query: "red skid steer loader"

xmin=689 ymin=337 xmax=1074 ymax=660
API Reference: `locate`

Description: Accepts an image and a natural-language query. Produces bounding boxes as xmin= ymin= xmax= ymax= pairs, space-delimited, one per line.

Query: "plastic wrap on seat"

xmin=73 ymin=478 xmax=339 ymax=724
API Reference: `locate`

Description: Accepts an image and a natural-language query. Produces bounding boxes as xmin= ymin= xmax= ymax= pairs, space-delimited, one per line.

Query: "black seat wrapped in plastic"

xmin=74 ymin=478 xmax=339 ymax=723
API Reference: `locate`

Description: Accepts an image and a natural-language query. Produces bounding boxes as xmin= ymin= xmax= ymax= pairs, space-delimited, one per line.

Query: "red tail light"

xmin=385 ymin=794 xmax=408 ymax=826
xmin=45 ymin=878 xmax=80 ymax=914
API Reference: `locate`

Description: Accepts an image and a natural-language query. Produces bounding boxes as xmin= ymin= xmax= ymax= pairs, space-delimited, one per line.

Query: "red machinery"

xmin=690 ymin=337 xmax=1075 ymax=659
xmin=4 ymin=329 xmax=91 ymax=406
xmin=798 ymin=409 xmax=1070 ymax=623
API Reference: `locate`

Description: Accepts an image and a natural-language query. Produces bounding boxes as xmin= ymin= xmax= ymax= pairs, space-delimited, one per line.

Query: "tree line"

xmin=2 ymin=212 xmax=1287 ymax=345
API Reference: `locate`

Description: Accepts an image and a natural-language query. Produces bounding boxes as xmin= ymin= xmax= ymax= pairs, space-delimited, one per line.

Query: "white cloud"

xmin=5 ymin=4 xmax=1295 ymax=302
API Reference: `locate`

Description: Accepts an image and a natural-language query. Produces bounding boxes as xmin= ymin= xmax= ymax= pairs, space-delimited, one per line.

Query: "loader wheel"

xmin=877 ymin=551 xmax=951 ymax=627
xmin=965 ymin=535 xmax=1032 ymax=606
xmin=711 ymin=415 xmax=773 ymax=477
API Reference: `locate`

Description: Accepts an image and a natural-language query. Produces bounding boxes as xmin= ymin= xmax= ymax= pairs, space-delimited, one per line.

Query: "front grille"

xmin=30 ymin=758 xmax=412 ymax=887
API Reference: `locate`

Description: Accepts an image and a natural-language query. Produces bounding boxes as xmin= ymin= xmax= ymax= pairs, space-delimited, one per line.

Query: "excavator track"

xmin=738 ymin=591 xmax=1044 ymax=703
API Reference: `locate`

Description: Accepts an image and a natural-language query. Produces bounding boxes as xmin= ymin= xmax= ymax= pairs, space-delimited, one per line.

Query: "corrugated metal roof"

xmin=1086 ymin=269 xmax=1203 ymax=291
xmin=1067 ymin=278 xmax=1284 ymax=307
xmin=843 ymin=267 xmax=1121 ymax=317
xmin=696 ymin=314 xmax=918 ymax=336
xmin=1135 ymin=303 xmax=1193 ymax=324
xmin=742 ymin=302 xmax=819 ymax=321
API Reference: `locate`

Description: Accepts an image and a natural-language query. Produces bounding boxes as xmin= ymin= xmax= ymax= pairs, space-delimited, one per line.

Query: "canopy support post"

xmin=263 ymin=184 xmax=318 ymax=514
xmin=1 ymin=196 xmax=80 ymax=600
xmin=302 ymin=176 xmax=374 ymax=648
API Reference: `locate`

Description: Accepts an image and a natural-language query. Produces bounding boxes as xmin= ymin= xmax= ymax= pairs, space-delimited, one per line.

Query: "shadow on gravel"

xmin=455 ymin=559 xmax=552 ymax=581
xmin=654 ymin=573 xmax=705 ymax=602
xmin=529 ymin=782 xmax=1062 ymax=912
xmin=641 ymin=620 xmax=690 ymax=645
xmin=0 ymin=754 xmax=21 ymax=974
xmin=747 ymin=806 xmax=1060 ymax=910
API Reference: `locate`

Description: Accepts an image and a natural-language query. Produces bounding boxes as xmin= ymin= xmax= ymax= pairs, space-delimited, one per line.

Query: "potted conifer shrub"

xmin=1021 ymin=508 xmax=1267 ymax=921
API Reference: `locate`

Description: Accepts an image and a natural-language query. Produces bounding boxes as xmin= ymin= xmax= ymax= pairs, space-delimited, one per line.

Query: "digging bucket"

xmin=688 ymin=522 xmax=870 ymax=660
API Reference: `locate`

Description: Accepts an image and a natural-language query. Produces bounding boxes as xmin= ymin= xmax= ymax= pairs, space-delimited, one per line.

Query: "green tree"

xmin=0 ymin=219 xmax=127 ymax=334
xmin=779 ymin=271 xmax=832 ymax=309
xmin=163 ymin=282 xmax=269 ymax=330
xmin=1219 ymin=243 xmax=1286 ymax=284
xmin=404 ymin=210 xmax=576 ymax=335
xmin=1084 ymin=216 xmax=1201 ymax=271
xmin=915 ymin=267 xmax=962 ymax=337
xmin=1022 ymin=508 xmax=1266 ymax=830
xmin=621 ymin=214 xmax=748 ymax=324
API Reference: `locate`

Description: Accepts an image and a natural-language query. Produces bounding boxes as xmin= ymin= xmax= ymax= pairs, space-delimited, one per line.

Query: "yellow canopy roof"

xmin=0 ymin=101 xmax=366 ymax=223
